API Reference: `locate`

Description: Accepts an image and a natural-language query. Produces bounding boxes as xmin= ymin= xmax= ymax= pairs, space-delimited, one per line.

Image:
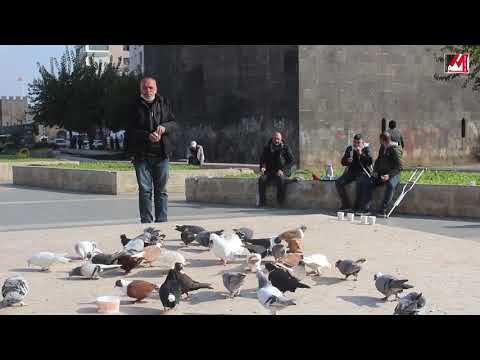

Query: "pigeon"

xmin=148 ymin=249 xmax=186 ymax=269
xmin=181 ymin=231 xmax=196 ymax=246
xmin=123 ymin=236 xmax=145 ymax=255
xmin=303 ymin=254 xmax=331 ymax=276
xmin=264 ymin=263 xmax=310 ymax=294
xmin=394 ymin=292 xmax=426 ymax=315
xmin=143 ymin=227 xmax=166 ymax=246
xmin=68 ymin=263 xmax=122 ymax=279
xmin=290 ymin=261 xmax=307 ymax=281
xmin=120 ymin=234 xmax=131 ymax=247
xmin=222 ymin=272 xmax=247 ymax=298
xmin=243 ymin=237 xmax=277 ymax=250
xmin=175 ymin=224 xmax=206 ymax=235
xmin=115 ymin=279 xmax=160 ymax=303
xmin=374 ymin=273 xmax=414 ymax=301
xmin=256 ymin=268 xmax=296 ymax=315
xmin=130 ymin=244 xmax=162 ymax=267
xmin=89 ymin=251 xmax=126 ymax=265
xmin=272 ymin=244 xmax=287 ymax=261
xmin=335 ymin=258 xmax=366 ymax=281
xmin=278 ymin=253 xmax=304 ymax=268
xmin=117 ymin=255 xmax=144 ymax=274
xmin=285 ymin=238 xmax=303 ymax=254
xmin=2 ymin=276 xmax=29 ymax=307
xmin=74 ymin=241 xmax=102 ymax=260
xmin=27 ymin=252 xmax=71 ymax=271
xmin=242 ymin=243 xmax=270 ymax=258
xmin=196 ymin=230 xmax=224 ymax=247
xmin=159 ymin=271 xmax=182 ymax=311
xmin=246 ymin=253 xmax=262 ymax=272
xmin=168 ymin=263 xmax=213 ymax=298
xmin=277 ymin=225 xmax=307 ymax=242
xmin=233 ymin=227 xmax=254 ymax=241
xmin=210 ymin=233 xmax=248 ymax=265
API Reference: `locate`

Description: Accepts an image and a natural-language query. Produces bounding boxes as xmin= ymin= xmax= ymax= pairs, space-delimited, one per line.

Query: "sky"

xmin=0 ymin=45 xmax=68 ymax=97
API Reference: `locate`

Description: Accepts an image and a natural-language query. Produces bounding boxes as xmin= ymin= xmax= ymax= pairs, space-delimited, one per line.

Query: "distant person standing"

xmin=388 ymin=120 xmax=405 ymax=149
xmin=126 ymin=77 xmax=178 ymax=223
xmin=187 ymin=141 xmax=205 ymax=166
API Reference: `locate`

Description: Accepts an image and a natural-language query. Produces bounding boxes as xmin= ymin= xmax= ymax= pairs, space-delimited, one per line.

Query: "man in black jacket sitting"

xmin=126 ymin=77 xmax=178 ymax=223
xmin=335 ymin=134 xmax=373 ymax=211
xmin=258 ymin=132 xmax=295 ymax=207
xmin=357 ymin=131 xmax=403 ymax=217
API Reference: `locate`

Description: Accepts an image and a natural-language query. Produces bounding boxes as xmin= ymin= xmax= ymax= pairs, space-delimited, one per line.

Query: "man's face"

xmin=141 ymin=79 xmax=157 ymax=98
xmin=273 ymin=134 xmax=282 ymax=145
xmin=353 ymin=138 xmax=363 ymax=148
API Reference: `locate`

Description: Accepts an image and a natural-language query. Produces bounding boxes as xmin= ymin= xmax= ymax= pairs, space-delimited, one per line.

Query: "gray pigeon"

xmin=181 ymin=231 xmax=196 ymax=246
xmin=233 ymin=228 xmax=254 ymax=241
xmin=89 ymin=251 xmax=126 ymax=265
xmin=335 ymin=258 xmax=366 ymax=281
xmin=374 ymin=273 xmax=414 ymax=301
xmin=271 ymin=244 xmax=287 ymax=260
xmin=196 ymin=230 xmax=224 ymax=247
xmin=175 ymin=225 xmax=206 ymax=235
xmin=256 ymin=268 xmax=296 ymax=315
xmin=394 ymin=292 xmax=426 ymax=315
xmin=2 ymin=276 xmax=29 ymax=307
xmin=68 ymin=263 xmax=122 ymax=280
xmin=222 ymin=272 xmax=247 ymax=298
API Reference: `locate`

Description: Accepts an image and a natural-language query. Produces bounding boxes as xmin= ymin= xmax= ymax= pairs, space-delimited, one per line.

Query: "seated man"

xmin=335 ymin=134 xmax=373 ymax=211
xmin=187 ymin=141 xmax=205 ymax=166
xmin=357 ymin=132 xmax=403 ymax=217
xmin=258 ymin=131 xmax=295 ymax=207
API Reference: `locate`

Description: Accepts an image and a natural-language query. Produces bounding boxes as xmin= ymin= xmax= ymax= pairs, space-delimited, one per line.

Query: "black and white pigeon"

xmin=2 ymin=276 xmax=29 ymax=307
xmin=74 ymin=241 xmax=103 ymax=260
xmin=256 ymin=268 xmax=296 ymax=315
xmin=169 ymin=263 xmax=213 ymax=298
xmin=159 ymin=271 xmax=182 ymax=311
xmin=181 ymin=231 xmax=196 ymax=246
xmin=121 ymin=228 xmax=165 ymax=250
xmin=175 ymin=225 xmax=206 ymax=235
xmin=68 ymin=263 xmax=122 ymax=280
xmin=242 ymin=243 xmax=270 ymax=258
xmin=335 ymin=258 xmax=366 ymax=281
xmin=374 ymin=273 xmax=414 ymax=301
xmin=233 ymin=227 xmax=254 ymax=241
xmin=222 ymin=272 xmax=247 ymax=298
xmin=264 ymin=263 xmax=310 ymax=294
xmin=394 ymin=292 xmax=426 ymax=315
xmin=196 ymin=230 xmax=224 ymax=247
xmin=89 ymin=251 xmax=126 ymax=265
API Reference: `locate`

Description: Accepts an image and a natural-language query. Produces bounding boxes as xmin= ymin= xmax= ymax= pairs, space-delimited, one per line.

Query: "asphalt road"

xmin=0 ymin=184 xmax=479 ymax=241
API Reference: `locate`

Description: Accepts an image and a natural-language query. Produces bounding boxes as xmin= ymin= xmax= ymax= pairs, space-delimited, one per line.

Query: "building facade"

xmin=129 ymin=45 xmax=144 ymax=74
xmin=0 ymin=96 xmax=29 ymax=127
xmin=75 ymin=45 xmax=130 ymax=73
xmin=143 ymin=45 xmax=480 ymax=167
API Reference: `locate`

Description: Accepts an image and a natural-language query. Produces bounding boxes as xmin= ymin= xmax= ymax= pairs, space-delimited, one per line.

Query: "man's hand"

xmin=381 ymin=175 xmax=390 ymax=182
xmin=156 ymin=126 xmax=166 ymax=136
xmin=347 ymin=157 xmax=353 ymax=164
xmin=149 ymin=132 xmax=161 ymax=143
xmin=276 ymin=170 xmax=284 ymax=177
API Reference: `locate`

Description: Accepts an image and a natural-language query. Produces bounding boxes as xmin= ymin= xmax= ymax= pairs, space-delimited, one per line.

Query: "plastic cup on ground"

xmin=347 ymin=213 xmax=355 ymax=222
xmin=369 ymin=216 xmax=377 ymax=225
xmin=337 ymin=212 xmax=345 ymax=221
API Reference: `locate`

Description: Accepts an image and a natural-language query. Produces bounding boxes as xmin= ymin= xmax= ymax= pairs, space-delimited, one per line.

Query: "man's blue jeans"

xmin=358 ymin=174 xmax=400 ymax=212
xmin=133 ymin=157 xmax=169 ymax=223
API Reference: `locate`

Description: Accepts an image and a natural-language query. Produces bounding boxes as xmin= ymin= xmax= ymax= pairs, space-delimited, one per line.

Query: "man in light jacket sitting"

xmin=187 ymin=141 xmax=205 ymax=166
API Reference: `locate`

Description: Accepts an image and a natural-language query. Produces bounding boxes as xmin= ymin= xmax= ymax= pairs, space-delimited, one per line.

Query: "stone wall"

xmin=185 ymin=177 xmax=480 ymax=219
xmin=144 ymin=45 xmax=299 ymax=164
xmin=299 ymin=45 xmax=480 ymax=169
xmin=0 ymin=161 xmax=79 ymax=184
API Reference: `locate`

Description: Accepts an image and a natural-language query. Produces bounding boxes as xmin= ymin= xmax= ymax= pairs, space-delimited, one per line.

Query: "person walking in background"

xmin=388 ymin=120 xmax=405 ymax=149
xmin=187 ymin=141 xmax=205 ymax=166
xmin=258 ymin=131 xmax=295 ymax=207
xmin=126 ymin=77 xmax=178 ymax=223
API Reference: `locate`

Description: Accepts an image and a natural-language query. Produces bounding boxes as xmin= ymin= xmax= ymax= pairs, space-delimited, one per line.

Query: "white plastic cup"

xmin=337 ymin=212 xmax=345 ymax=221
xmin=369 ymin=216 xmax=377 ymax=225
xmin=361 ymin=216 xmax=368 ymax=225
xmin=347 ymin=213 xmax=355 ymax=222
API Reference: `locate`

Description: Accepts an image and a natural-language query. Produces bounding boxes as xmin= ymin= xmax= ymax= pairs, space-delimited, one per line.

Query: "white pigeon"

xmin=74 ymin=241 xmax=102 ymax=260
xmin=147 ymin=249 xmax=186 ymax=269
xmin=256 ymin=268 xmax=296 ymax=315
xmin=303 ymin=254 xmax=332 ymax=276
xmin=210 ymin=233 xmax=248 ymax=265
xmin=246 ymin=253 xmax=262 ymax=273
xmin=2 ymin=276 xmax=29 ymax=307
xmin=27 ymin=252 xmax=71 ymax=271
xmin=68 ymin=263 xmax=122 ymax=279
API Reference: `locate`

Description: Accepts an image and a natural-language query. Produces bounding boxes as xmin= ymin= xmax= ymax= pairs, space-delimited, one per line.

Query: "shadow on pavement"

xmin=444 ymin=224 xmax=480 ymax=229
xmin=120 ymin=306 xmax=163 ymax=315
xmin=9 ymin=268 xmax=43 ymax=273
xmin=125 ymin=269 xmax=169 ymax=278
xmin=186 ymin=290 xmax=226 ymax=305
xmin=311 ymin=276 xmax=345 ymax=286
xmin=337 ymin=295 xmax=384 ymax=308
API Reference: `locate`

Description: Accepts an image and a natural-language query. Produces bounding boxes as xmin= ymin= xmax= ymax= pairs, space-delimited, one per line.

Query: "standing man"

xmin=126 ymin=77 xmax=178 ymax=223
xmin=356 ymin=132 xmax=403 ymax=217
xmin=335 ymin=134 xmax=373 ymax=212
xmin=388 ymin=120 xmax=405 ymax=149
xmin=258 ymin=131 xmax=295 ymax=207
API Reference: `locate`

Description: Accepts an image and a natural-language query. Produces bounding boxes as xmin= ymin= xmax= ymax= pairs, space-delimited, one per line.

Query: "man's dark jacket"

xmin=126 ymin=95 xmax=178 ymax=159
xmin=260 ymin=139 xmax=295 ymax=177
xmin=340 ymin=144 xmax=373 ymax=177
xmin=388 ymin=128 xmax=405 ymax=149
xmin=373 ymin=144 xmax=403 ymax=178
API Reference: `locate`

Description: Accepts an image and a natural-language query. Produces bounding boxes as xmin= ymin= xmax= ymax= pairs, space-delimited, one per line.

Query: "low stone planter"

xmin=185 ymin=177 xmax=480 ymax=219
xmin=0 ymin=161 xmax=79 ymax=184
xmin=12 ymin=165 xmax=254 ymax=195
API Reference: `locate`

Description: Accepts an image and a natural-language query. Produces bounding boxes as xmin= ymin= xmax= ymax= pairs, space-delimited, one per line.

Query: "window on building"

xmin=88 ymin=45 xmax=109 ymax=51
xmin=123 ymin=58 xmax=129 ymax=65
xmin=123 ymin=45 xmax=130 ymax=51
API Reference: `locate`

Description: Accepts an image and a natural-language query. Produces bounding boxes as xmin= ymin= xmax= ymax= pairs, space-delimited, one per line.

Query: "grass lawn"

xmin=47 ymin=161 xmax=201 ymax=171
xmin=0 ymin=155 xmax=57 ymax=162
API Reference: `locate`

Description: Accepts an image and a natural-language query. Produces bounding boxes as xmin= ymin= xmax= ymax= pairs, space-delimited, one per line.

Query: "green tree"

xmin=434 ymin=45 xmax=480 ymax=91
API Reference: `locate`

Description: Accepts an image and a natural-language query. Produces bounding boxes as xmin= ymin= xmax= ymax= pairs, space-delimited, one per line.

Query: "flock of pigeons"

xmin=1 ymin=224 xmax=426 ymax=315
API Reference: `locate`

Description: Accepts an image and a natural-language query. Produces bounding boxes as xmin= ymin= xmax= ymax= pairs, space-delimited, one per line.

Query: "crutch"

xmin=386 ymin=167 xmax=426 ymax=218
